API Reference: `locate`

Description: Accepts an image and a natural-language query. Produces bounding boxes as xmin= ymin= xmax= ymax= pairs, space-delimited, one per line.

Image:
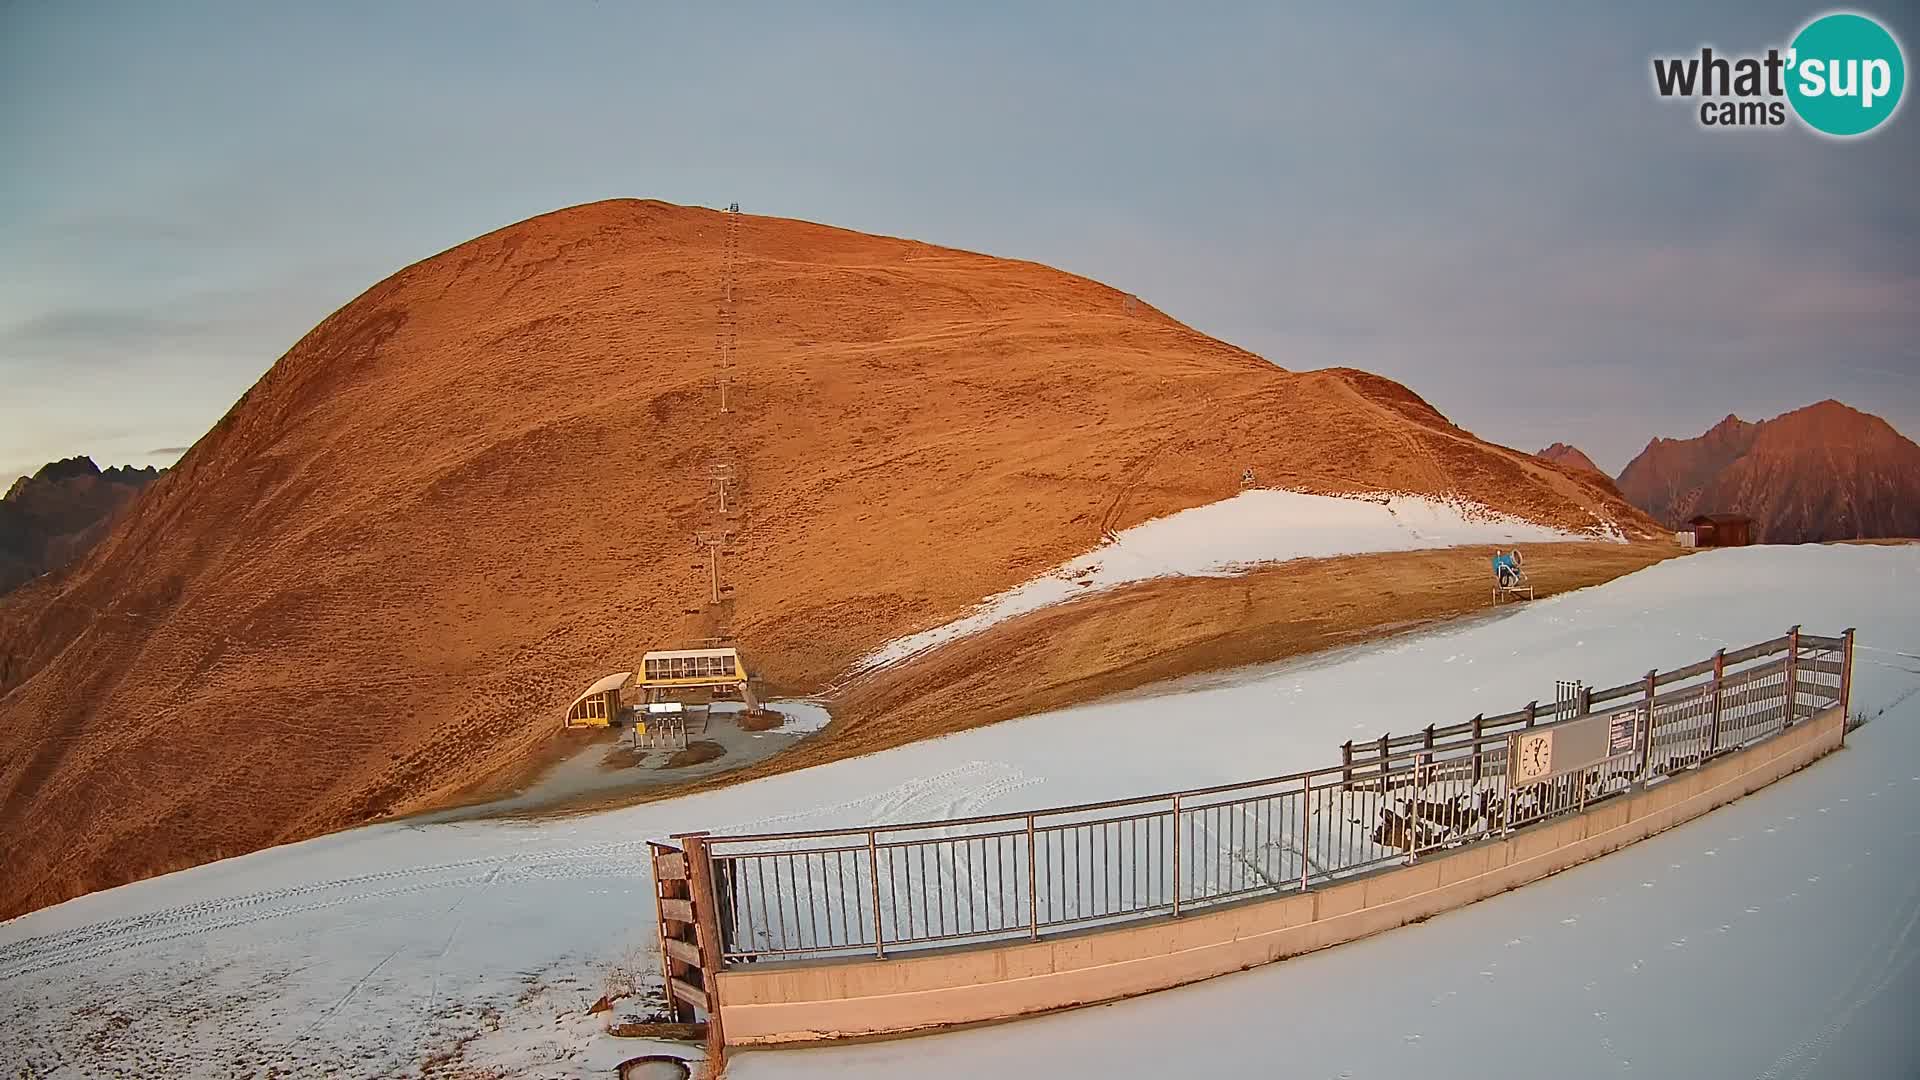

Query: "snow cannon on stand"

xmin=1491 ymin=550 xmax=1534 ymax=604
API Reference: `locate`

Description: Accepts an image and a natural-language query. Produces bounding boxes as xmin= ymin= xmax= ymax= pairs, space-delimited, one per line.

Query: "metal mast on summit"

xmin=694 ymin=203 xmax=744 ymax=621
xmin=716 ymin=202 xmax=740 ymax=414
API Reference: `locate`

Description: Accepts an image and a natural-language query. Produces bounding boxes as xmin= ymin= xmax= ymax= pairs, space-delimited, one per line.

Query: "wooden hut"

xmin=1686 ymin=514 xmax=1754 ymax=548
xmin=564 ymin=671 xmax=633 ymax=728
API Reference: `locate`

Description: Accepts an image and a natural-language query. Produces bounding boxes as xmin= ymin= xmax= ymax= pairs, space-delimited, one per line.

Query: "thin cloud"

xmin=0 ymin=309 xmax=219 ymax=366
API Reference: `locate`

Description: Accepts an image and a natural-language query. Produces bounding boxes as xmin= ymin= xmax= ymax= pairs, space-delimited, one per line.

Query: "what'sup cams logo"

xmin=1652 ymin=10 xmax=1906 ymax=136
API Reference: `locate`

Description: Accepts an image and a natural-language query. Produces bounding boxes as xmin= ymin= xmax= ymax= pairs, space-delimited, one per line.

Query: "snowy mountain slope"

xmin=0 ymin=199 xmax=1658 ymax=922
xmin=732 ymin=662 xmax=1920 ymax=1080
xmin=2 ymin=544 xmax=1916 ymax=1077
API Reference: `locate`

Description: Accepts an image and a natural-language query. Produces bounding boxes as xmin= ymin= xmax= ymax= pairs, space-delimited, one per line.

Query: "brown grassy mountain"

xmin=1617 ymin=401 xmax=1920 ymax=542
xmin=1536 ymin=442 xmax=1603 ymax=477
xmin=0 ymin=457 xmax=162 ymax=597
xmin=0 ymin=199 xmax=1656 ymax=917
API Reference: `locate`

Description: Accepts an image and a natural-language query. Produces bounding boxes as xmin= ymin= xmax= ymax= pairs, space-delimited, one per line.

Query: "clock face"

xmin=1516 ymin=731 xmax=1554 ymax=782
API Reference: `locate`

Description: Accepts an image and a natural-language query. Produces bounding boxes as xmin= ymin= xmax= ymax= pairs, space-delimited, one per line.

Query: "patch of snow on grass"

xmin=768 ymin=700 xmax=831 ymax=733
xmin=711 ymin=699 xmax=832 ymax=734
xmin=857 ymin=489 xmax=1604 ymax=672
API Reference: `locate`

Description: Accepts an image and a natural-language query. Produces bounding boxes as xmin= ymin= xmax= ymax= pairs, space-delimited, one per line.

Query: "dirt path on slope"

xmin=524 ymin=541 xmax=1680 ymax=817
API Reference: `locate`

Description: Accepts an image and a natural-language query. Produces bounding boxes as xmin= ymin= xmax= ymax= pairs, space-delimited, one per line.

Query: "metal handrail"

xmin=664 ymin=627 xmax=1853 ymax=965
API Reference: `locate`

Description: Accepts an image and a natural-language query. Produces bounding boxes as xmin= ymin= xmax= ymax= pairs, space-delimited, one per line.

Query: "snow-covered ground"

xmin=856 ymin=489 xmax=1615 ymax=671
xmin=731 ymin=678 xmax=1920 ymax=1080
xmin=3 ymin=544 xmax=1916 ymax=1078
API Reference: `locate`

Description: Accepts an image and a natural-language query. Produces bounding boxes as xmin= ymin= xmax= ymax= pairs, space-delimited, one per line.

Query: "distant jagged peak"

xmin=8 ymin=457 xmax=165 ymax=503
xmin=31 ymin=455 xmax=101 ymax=485
xmin=1757 ymin=398 xmax=1904 ymax=445
xmin=1535 ymin=442 xmax=1603 ymax=475
xmin=1615 ymin=398 xmax=1920 ymax=541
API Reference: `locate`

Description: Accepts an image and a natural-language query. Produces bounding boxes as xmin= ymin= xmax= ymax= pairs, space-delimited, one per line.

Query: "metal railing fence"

xmin=658 ymin=627 xmax=1853 ymax=966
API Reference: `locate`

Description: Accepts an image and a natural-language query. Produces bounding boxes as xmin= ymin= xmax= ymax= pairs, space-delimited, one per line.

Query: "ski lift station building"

xmin=640 ymin=647 xmax=758 ymax=708
xmin=563 ymin=670 xmax=632 ymax=728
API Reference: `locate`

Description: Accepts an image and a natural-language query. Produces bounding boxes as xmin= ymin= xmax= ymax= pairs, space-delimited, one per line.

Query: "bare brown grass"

xmin=0 ymin=199 xmax=1662 ymax=918
xmin=546 ymin=540 xmax=1679 ymax=813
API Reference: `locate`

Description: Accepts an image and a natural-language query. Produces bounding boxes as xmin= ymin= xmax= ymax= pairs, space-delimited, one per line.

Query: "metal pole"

xmin=1171 ymin=794 xmax=1183 ymax=916
xmin=1470 ymin=714 xmax=1484 ymax=783
xmin=867 ymin=831 xmax=885 ymax=958
xmin=1340 ymin=741 xmax=1353 ymax=790
xmin=1840 ymin=627 xmax=1857 ymax=745
xmin=1636 ymin=669 xmax=1657 ymax=782
xmin=1025 ymin=814 xmax=1039 ymax=939
xmin=1708 ymin=649 xmax=1725 ymax=756
xmin=1784 ymin=625 xmax=1801 ymax=728
xmin=1298 ymin=777 xmax=1312 ymax=892
xmin=1408 ymin=751 xmax=1427 ymax=864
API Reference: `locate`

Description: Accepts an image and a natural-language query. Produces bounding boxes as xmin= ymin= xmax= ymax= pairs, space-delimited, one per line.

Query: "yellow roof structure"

xmin=641 ymin=648 xmax=739 ymax=662
xmin=640 ymin=648 xmax=749 ymax=691
xmin=568 ymin=671 xmax=633 ymax=712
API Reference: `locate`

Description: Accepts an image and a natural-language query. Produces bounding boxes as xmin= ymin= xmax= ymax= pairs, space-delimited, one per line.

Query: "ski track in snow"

xmin=1 ymin=763 xmax=1038 ymax=984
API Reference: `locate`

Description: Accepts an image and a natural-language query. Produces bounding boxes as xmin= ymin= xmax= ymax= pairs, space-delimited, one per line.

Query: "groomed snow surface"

xmin=3 ymin=544 xmax=1917 ymax=1078
xmin=857 ymin=489 xmax=1619 ymax=671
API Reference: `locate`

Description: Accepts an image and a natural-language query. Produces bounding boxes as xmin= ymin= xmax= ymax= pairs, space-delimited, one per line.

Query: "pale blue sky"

xmin=2 ymin=1 xmax=1915 ymax=484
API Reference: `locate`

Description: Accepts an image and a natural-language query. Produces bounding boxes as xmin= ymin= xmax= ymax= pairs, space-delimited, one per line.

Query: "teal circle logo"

xmin=1787 ymin=12 xmax=1906 ymax=136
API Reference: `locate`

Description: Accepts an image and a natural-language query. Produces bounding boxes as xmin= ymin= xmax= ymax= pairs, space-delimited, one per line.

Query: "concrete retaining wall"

xmin=717 ymin=704 xmax=1844 ymax=1045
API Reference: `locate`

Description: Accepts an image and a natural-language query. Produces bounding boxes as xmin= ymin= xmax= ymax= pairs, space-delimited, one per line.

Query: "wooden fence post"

xmin=682 ymin=833 xmax=728 ymax=1073
xmin=649 ymin=842 xmax=697 ymax=1025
